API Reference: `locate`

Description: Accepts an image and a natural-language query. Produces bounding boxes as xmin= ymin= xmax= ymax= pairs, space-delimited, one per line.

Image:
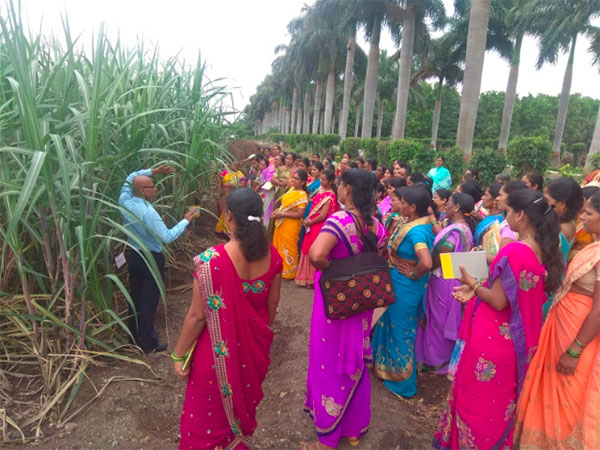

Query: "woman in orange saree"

xmin=272 ymin=170 xmax=308 ymax=279
xmin=514 ymin=191 xmax=600 ymax=450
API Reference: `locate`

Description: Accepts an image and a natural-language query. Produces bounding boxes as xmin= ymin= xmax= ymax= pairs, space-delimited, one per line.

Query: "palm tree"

xmin=376 ymin=50 xmax=398 ymax=138
xmin=586 ymin=27 xmax=600 ymax=168
xmin=360 ymin=0 xmax=398 ymax=139
xmin=531 ymin=0 xmax=600 ymax=164
xmin=497 ymin=0 xmax=534 ymax=152
xmin=455 ymin=0 xmax=492 ymax=156
xmin=391 ymin=0 xmax=446 ymax=140
xmin=413 ymin=36 xmax=464 ymax=148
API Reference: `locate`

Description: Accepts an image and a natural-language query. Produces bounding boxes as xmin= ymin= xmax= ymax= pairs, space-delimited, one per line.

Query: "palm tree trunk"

xmin=290 ymin=86 xmax=298 ymax=135
xmin=303 ymin=89 xmax=311 ymax=134
xmin=431 ymin=79 xmax=444 ymax=149
xmin=320 ymin=111 xmax=325 ymax=134
xmin=392 ymin=4 xmax=415 ymax=140
xmin=552 ymin=34 xmax=577 ymax=165
xmin=376 ymin=99 xmax=384 ymax=139
xmin=362 ymin=18 xmax=381 ymax=138
xmin=455 ymin=0 xmax=491 ymax=157
xmin=312 ymin=78 xmax=322 ymax=134
xmin=498 ymin=33 xmax=523 ymax=153
xmin=296 ymin=106 xmax=303 ymax=134
xmin=354 ymin=102 xmax=361 ymax=137
xmin=323 ymin=61 xmax=336 ymax=134
xmin=339 ymin=30 xmax=356 ymax=140
xmin=585 ymin=105 xmax=600 ymax=169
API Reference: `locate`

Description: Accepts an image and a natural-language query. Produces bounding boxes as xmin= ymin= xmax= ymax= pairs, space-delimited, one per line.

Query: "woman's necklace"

xmin=520 ymin=234 xmax=536 ymax=241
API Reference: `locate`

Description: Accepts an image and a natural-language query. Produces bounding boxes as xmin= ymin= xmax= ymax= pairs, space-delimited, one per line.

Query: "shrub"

xmin=569 ymin=142 xmax=588 ymax=167
xmin=362 ymin=138 xmax=379 ymax=159
xmin=470 ymin=147 xmax=507 ymax=186
xmin=339 ymin=137 xmax=362 ymax=158
xmin=377 ymin=140 xmax=391 ymax=168
xmin=439 ymin=146 xmax=467 ymax=186
xmin=411 ymin=144 xmax=436 ymax=175
xmin=507 ymin=136 xmax=553 ymax=177
xmin=388 ymin=139 xmax=422 ymax=165
xmin=588 ymin=151 xmax=600 ymax=170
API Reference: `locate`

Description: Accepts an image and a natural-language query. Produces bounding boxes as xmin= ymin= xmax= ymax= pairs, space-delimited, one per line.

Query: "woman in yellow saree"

xmin=514 ymin=190 xmax=600 ymax=450
xmin=272 ymin=169 xmax=308 ymax=279
xmin=215 ymin=162 xmax=244 ymax=235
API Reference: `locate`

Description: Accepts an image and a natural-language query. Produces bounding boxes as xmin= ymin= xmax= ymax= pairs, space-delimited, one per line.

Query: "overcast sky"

xmin=16 ymin=0 xmax=600 ymax=113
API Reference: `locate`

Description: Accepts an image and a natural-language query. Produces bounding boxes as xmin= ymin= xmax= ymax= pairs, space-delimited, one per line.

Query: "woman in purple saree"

xmin=302 ymin=169 xmax=386 ymax=449
xmin=416 ymin=193 xmax=476 ymax=374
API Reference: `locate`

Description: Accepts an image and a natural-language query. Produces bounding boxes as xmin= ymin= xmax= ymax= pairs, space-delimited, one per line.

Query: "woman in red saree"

xmin=173 ymin=188 xmax=282 ymax=449
xmin=434 ymin=189 xmax=564 ymax=449
xmin=295 ymin=169 xmax=338 ymax=287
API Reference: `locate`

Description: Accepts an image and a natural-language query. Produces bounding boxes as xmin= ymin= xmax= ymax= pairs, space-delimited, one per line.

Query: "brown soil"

xmin=27 ymin=225 xmax=449 ymax=450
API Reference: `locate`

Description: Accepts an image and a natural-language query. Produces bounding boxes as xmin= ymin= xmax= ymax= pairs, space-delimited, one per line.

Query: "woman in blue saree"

xmin=427 ymin=156 xmax=452 ymax=193
xmin=372 ymin=186 xmax=434 ymax=398
xmin=473 ymin=182 xmax=504 ymax=246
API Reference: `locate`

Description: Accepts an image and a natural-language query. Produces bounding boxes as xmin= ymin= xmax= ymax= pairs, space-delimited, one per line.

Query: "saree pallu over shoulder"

xmin=387 ymin=216 xmax=432 ymax=258
xmin=185 ymin=246 xmax=274 ymax=450
xmin=514 ymin=241 xmax=600 ymax=450
xmin=433 ymin=222 xmax=473 ymax=255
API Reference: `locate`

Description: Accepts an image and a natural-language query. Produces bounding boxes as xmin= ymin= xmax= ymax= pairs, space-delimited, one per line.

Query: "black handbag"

xmin=319 ymin=213 xmax=396 ymax=319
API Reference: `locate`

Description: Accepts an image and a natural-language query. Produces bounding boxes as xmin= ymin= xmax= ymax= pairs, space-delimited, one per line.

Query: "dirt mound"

xmin=227 ymin=139 xmax=261 ymax=160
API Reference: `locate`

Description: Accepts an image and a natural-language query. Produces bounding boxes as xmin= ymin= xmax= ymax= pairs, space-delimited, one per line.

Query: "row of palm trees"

xmin=245 ymin=0 xmax=600 ymax=164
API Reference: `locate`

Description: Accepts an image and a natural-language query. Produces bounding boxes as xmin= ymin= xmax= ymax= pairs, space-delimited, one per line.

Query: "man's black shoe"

xmin=144 ymin=342 xmax=167 ymax=354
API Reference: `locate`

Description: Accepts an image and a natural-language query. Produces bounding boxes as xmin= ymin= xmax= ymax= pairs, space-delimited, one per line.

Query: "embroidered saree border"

xmin=196 ymin=254 xmax=253 ymax=449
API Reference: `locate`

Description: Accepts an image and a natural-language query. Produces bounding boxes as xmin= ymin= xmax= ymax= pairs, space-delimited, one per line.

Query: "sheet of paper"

xmin=114 ymin=252 xmax=126 ymax=269
xmin=440 ymin=251 xmax=488 ymax=280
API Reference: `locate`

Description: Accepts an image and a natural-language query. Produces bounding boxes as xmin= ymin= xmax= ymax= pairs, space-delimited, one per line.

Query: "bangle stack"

xmin=171 ymin=351 xmax=185 ymax=362
xmin=574 ymin=338 xmax=585 ymax=349
xmin=566 ymin=348 xmax=581 ymax=359
xmin=468 ymin=280 xmax=483 ymax=293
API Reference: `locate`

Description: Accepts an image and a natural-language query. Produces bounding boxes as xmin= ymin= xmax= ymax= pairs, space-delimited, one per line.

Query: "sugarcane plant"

xmin=0 ymin=1 xmax=234 ymax=441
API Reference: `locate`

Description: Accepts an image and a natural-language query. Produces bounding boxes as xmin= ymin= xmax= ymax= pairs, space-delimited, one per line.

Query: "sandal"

xmin=348 ymin=437 xmax=360 ymax=446
xmin=298 ymin=442 xmax=328 ymax=450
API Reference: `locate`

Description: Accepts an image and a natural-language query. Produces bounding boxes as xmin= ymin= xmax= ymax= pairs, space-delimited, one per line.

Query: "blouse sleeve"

xmin=410 ymin=229 xmax=430 ymax=253
xmin=321 ymin=214 xmax=343 ymax=241
xmin=440 ymin=229 xmax=460 ymax=250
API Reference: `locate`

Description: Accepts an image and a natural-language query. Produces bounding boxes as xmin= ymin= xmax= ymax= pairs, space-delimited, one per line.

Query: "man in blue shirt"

xmin=119 ymin=164 xmax=194 ymax=353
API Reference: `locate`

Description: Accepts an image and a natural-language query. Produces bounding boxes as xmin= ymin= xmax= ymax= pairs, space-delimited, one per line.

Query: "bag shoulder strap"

xmin=348 ymin=212 xmax=376 ymax=254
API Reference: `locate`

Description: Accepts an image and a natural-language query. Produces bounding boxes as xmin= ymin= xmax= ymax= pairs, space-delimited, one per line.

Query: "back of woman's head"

xmin=488 ymin=182 xmax=503 ymax=198
xmin=507 ymin=189 xmax=563 ymax=294
xmin=583 ymin=185 xmax=600 ymax=201
xmin=409 ymin=172 xmax=427 ymax=185
xmin=452 ymin=193 xmax=477 ymax=234
xmin=546 ymin=177 xmax=584 ymax=222
xmin=301 ymin=157 xmax=311 ymax=168
xmin=401 ymin=186 xmax=431 ymax=217
xmin=226 ymin=188 xmax=268 ymax=262
xmin=459 ymin=180 xmax=484 ymax=203
xmin=436 ymin=188 xmax=452 ymax=201
xmin=341 ymin=168 xmax=377 ymax=226
xmin=388 ymin=176 xmax=407 ymax=190
xmin=524 ymin=172 xmax=544 ymax=191
xmin=503 ymin=180 xmax=527 ymax=195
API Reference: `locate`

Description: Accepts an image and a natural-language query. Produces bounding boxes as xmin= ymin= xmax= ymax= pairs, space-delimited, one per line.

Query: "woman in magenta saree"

xmin=433 ymin=189 xmax=564 ymax=450
xmin=173 ymin=189 xmax=282 ymax=449
xmin=303 ymin=169 xmax=386 ymax=449
xmin=416 ymin=193 xmax=475 ymax=375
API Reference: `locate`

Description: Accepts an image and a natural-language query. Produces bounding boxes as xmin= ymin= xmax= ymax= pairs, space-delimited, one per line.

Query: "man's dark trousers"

xmin=127 ymin=250 xmax=164 ymax=352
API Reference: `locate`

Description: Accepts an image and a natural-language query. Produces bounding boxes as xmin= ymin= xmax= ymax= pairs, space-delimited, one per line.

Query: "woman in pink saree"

xmin=434 ymin=189 xmax=564 ymax=449
xmin=173 ymin=188 xmax=282 ymax=449
xmin=302 ymin=169 xmax=387 ymax=449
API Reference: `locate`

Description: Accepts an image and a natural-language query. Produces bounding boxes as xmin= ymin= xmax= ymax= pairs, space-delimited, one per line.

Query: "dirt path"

xmin=36 ymin=238 xmax=449 ymax=450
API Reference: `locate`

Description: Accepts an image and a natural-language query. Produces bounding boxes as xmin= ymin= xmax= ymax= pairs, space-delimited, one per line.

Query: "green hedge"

xmin=439 ymin=147 xmax=467 ymax=186
xmin=264 ymin=133 xmax=340 ymax=154
xmin=470 ymin=147 xmax=507 ymax=185
xmin=507 ymin=136 xmax=553 ymax=176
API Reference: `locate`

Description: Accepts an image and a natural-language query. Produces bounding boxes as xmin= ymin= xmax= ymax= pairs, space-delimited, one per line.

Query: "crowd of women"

xmin=171 ymin=144 xmax=600 ymax=450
